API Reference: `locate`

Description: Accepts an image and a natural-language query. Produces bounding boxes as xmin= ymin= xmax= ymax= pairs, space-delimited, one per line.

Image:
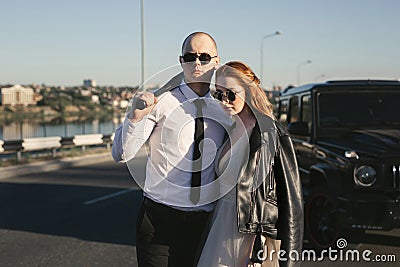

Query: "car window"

xmin=318 ymin=91 xmax=400 ymax=128
xmin=301 ymin=95 xmax=312 ymax=132
xmin=278 ymin=99 xmax=289 ymax=126
xmin=289 ymin=96 xmax=300 ymax=123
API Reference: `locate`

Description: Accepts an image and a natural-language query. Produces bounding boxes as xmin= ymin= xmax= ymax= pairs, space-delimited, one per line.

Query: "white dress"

xmin=197 ymin=130 xmax=254 ymax=267
xmin=197 ymin=124 xmax=281 ymax=267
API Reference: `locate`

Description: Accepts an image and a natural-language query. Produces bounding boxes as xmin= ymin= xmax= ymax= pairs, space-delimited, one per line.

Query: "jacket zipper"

xmin=269 ymin=166 xmax=274 ymax=190
xmin=266 ymin=198 xmax=278 ymax=206
xmin=270 ymin=141 xmax=280 ymax=190
xmin=250 ymin=150 xmax=261 ymax=223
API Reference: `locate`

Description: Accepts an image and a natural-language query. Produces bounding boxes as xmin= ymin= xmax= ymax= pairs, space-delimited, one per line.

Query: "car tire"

xmin=305 ymin=192 xmax=340 ymax=250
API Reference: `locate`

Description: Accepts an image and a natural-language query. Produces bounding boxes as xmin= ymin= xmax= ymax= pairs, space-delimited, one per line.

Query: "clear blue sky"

xmin=1 ymin=0 xmax=399 ymax=88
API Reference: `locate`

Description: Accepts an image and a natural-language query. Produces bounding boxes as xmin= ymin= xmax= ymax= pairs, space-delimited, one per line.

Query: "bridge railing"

xmin=0 ymin=133 xmax=115 ymax=162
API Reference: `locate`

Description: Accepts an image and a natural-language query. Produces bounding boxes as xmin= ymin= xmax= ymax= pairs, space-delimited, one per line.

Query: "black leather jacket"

xmin=236 ymin=113 xmax=303 ymax=267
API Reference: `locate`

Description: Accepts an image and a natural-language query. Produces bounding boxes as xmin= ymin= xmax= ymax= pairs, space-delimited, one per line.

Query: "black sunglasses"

xmin=181 ymin=53 xmax=217 ymax=65
xmin=212 ymin=90 xmax=238 ymax=102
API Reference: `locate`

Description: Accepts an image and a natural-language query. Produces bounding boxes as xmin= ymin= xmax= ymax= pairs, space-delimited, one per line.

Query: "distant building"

xmin=81 ymin=89 xmax=91 ymax=97
xmin=91 ymin=95 xmax=100 ymax=104
xmin=1 ymin=84 xmax=37 ymax=106
xmin=119 ymin=100 xmax=129 ymax=109
xmin=112 ymin=99 xmax=129 ymax=109
xmin=83 ymin=79 xmax=96 ymax=87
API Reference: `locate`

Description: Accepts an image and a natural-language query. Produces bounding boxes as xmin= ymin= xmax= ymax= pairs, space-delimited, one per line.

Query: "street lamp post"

xmin=297 ymin=60 xmax=312 ymax=85
xmin=260 ymin=31 xmax=281 ymax=88
xmin=140 ymin=0 xmax=145 ymax=90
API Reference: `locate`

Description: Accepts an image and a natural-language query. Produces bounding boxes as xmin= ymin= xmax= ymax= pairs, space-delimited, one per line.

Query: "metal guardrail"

xmin=2 ymin=140 xmax=24 ymax=151
xmin=23 ymin=137 xmax=62 ymax=151
xmin=73 ymin=134 xmax=103 ymax=146
xmin=0 ymin=133 xmax=115 ymax=162
xmin=22 ymin=136 xmax=62 ymax=159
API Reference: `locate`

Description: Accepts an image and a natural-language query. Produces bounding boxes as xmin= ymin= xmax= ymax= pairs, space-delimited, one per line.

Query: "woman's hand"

xmin=245 ymin=235 xmax=267 ymax=266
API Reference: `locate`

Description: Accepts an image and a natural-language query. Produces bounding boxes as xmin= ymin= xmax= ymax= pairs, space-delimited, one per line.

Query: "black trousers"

xmin=136 ymin=197 xmax=211 ymax=267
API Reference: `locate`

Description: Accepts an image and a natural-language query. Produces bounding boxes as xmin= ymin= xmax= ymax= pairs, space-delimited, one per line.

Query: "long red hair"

xmin=216 ymin=61 xmax=274 ymax=118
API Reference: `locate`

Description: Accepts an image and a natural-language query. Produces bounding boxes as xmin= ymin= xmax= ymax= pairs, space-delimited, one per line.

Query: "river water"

xmin=0 ymin=116 xmax=124 ymax=141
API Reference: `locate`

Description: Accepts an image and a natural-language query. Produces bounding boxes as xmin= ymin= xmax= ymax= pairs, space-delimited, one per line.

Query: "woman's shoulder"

xmin=253 ymin=113 xmax=279 ymax=135
xmin=274 ymin=120 xmax=289 ymax=137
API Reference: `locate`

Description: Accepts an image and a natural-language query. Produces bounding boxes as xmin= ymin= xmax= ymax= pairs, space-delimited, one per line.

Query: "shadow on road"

xmin=0 ymin=182 xmax=142 ymax=246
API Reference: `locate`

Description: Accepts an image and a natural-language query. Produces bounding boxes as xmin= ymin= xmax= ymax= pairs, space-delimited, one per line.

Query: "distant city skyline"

xmin=2 ymin=0 xmax=399 ymax=88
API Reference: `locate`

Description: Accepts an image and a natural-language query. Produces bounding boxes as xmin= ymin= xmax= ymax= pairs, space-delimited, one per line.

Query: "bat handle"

xmin=134 ymin=99 xmax=147 ymax=110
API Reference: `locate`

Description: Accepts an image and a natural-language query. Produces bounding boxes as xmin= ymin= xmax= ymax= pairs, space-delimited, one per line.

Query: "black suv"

xmin=277 ymin=80 xmax=400 ymax=248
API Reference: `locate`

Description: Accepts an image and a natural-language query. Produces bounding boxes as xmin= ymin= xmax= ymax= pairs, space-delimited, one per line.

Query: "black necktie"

xmin=190 ymin=99 xmax=205 ymax=204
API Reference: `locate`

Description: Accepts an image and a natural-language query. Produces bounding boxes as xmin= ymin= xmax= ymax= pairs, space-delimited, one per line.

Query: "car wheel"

xmin=305 ymin=193 xmax=340 ymax=249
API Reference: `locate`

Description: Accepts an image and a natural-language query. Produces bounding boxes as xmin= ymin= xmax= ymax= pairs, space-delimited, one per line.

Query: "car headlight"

xmin=353 ymin=165 xmax=377 ymax=187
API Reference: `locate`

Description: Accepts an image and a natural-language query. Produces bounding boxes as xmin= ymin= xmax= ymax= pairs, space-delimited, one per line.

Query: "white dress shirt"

xmin=112 ymin=82 xmax=232 ymax=211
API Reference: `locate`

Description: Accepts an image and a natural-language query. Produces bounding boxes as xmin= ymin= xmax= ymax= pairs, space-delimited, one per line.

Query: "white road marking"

xmin=83 ymin=188 xmax=137 ymax=205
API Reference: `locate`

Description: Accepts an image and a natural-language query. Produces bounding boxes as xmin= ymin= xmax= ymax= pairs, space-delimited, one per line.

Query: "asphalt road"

xmin=0 ymin=153 xmax=399 ymax=266
xmin=0 ymin=154 xmax=144 ymax=267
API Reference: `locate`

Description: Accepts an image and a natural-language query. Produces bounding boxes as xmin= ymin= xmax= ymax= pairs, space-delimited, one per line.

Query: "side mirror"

xmin=287 ymin=121 xmax=309 ymax=136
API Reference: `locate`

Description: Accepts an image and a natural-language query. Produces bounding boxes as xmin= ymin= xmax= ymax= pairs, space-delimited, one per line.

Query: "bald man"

xmin=112 ymin=32 xmax=231 ymax=266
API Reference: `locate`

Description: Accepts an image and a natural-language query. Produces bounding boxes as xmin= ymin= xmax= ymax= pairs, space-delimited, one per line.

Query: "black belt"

xmin=143 ymin=197 xmax=210 ymax=217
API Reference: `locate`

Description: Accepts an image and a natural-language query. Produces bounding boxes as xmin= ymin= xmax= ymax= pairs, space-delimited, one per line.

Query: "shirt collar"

xmin=179 ymin=79 xmax=212 ymax=106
